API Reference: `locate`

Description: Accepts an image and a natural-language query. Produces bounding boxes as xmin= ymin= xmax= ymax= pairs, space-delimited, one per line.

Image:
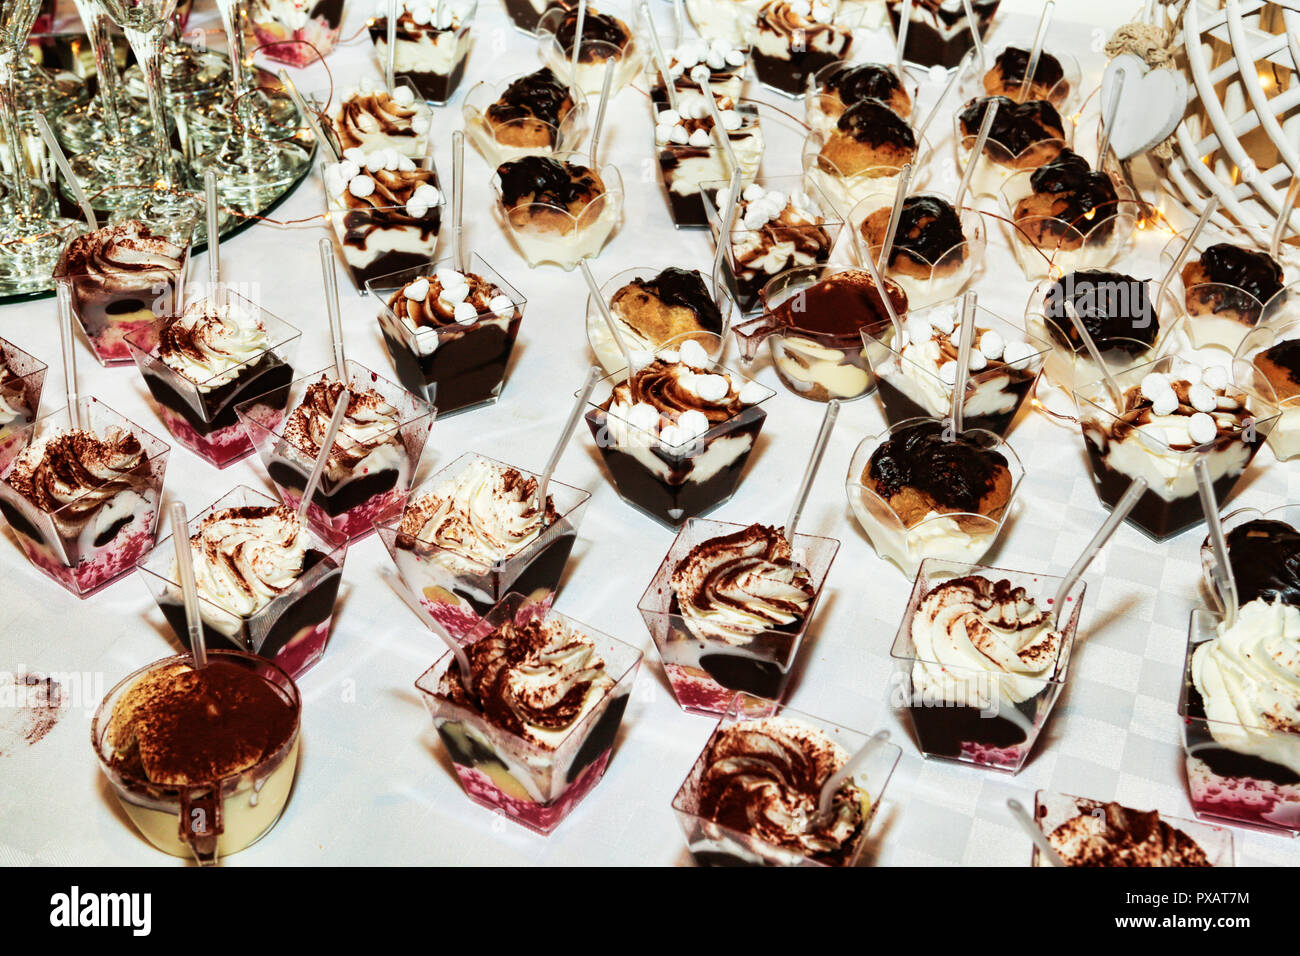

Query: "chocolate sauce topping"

xmin=626 ymin=268 xmax=724 ymax=334
xmin=768 ymin=269 xmax=906 ymax=343
xmin=885 ymin=195 xmax=965 ymax=267
xmin=551 ymin=7 xmax=630 ymax=60
xmin=837 ymin=98 xmax=916 ymax=149
xmin=959 ymin=95 xmax=1064 ymax=155
xmin=1224 ymin=519 xmax=1300 ymax=608
xmin=1260 ymin=338 xmax=1300 ymax=385
xmin=1028 ymin=149 xmax=1119 ymax=231
xmin=1044 ymin=270 xmax=1156 ymax=354
xmin=487 ymin=68 xmax=573 ymax=128
xmin=495 ymin=155 xmax=600 ymax=208
xmin=865 ymin=419 xmax=1007 ymax=513
xmin=823 ymin=63 xmax=903 ymax=110
xmin=1198 ymin=243 xmax=1284 ymax=305
xmin=993 ymin=46 xmax=1065 ymax=89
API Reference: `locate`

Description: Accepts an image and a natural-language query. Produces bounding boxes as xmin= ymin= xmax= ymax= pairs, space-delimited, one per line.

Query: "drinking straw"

xmin=33 ymin=113 xmax=97 ymax=232
xmin=711 ymin=168 xmax=741 ymax=305
xmin=642 ymin=0 xmax=680 ymax=113
xmin=955 ymin=96 xmax=998 ymax=209
xmin=1050 ymin=475 xmax=1147 ymax=625
xmin=451 ymin=130 xmax=465 ymax=272
xmin=961 ymin=0 xmax=985 ymax=73
xmin=1195 ymin=457 xmax=1238 ymax=627
xmin=589 ymin=59 xmax=616 ymax=167
xmin=278 ymin=69 xmax=340 ymax=163
xmin=319 ymin=237 xmax=347 ymax=378
xmin=815 ymin=730 xmax=888 ymax=821
xmin=205 ymin=169 xmax=223 ymax=308
xmin=1155 ymin=197 xmax=1219 ymax=327
xmin=914 ymin=51 xmax=969 ymax=145
xmin=1269 ymin=176 xmax=1300 ymax=260
xmin=297 ymin=386 xmax=352 ymax=522
xmin=877 ymin=162 xmax=913 ymax=273
xmin=1064 ymin=298 xmax=1123 ymax=409
xmin=535 ymin=366 xmax=602 ymax=522
xmin=951 ymin=290 xmax=977 ymax=432
xmin=580 ymin=259 xmax=633 ymax=373
xmin=1018 ymin=1 xmax=1054 ymax=102
xmin=386 ymin=0 xmax=398 ymax=91
xmin=784 ymin=399 xmax=840 ymax=540
xmin=57 ymin=283 xmax=80 ymax=430
xmin=895 ymin=0 xmax=913 ymax=76
xmin=169 ymin=501 xmax=208 ymax=669
xmin=1006 ymin=799 xmax=1066 ymax=867
xmin=571 ymin=0 xmax=588 ymax=89
xmin=1096 ymin=70 xmax=1126 ymax=163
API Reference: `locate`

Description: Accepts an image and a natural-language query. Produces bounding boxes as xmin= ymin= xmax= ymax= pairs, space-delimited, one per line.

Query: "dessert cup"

xmin=376 ymin=452 xmax=590 ymax=639
xmin=0 ymin=337 xmax=47 ymax=476
xmin=638 ymin=518 xmax=840 ymax=713
xmin=236 ymin=359 xmax=436 ymax=544
xmin=125 ymin=296 xmax=301 ymax=469
xmin=462 ymin=69 xmax=589 ymax=168
xmin=1074 ymin=355 xmax=1277 ymax=542
xmin=952 ymin=100 xmax=1069 ymax=202
xmin=0 ymin=398 xmax=170 ymax=598
xmin=802 ymin=122 xmax=931 ymax=220
xmin=492 ymin=150 xmax=623 ymax=269
xmin=671 ymin=693 xmax=900 ymax=866
xmin=642 ymin=22 xmax=749 ymax=105
xmin=92 ymin=650 xmax=301 ymax=863
xmin=1197 ymin=504 xmax=1300 ymax=617
xmin=414 ymin=593 xmax=643 ymax=834
xmin=1233 ymin=318 xmax=1300 ymax=460
xmin=369 ymin=0 xmax=477 ymax=104
xmin=312 ymin=78 xmax=433 ymax=160
xmin=250 ymin=0 xmax=348 ymax=66
xmin=686 ymin=0 xmax=764 ymax=45
xmin=747 ymin=0 xmax=854 ymax=99
xmin=653 ymin=100 xmax=763 ymax=229
xmin=1030 ymin=790 xmax=1235 ymax=866
xmin=964 ymin=44 xmax=1079 ymax=110
xmin=1181 ymin=607 xmax=1300 ymax=836
xmin=584 ymin=359 xmax=773 ymax=527
xmin=500 ymin=0 xmax=565 ymax=33
xmin=887 ymin=0 xmax=999 ymax=70
xmin=536 ymin=3 xmax=646 ymax=96
xmin=137 ymin=485 xmax=346 ymax=679
xmin=366 ymin=253 xmax=526 ymax=414
xmin=891 ymin=558 xmax=1083 ymax=773
xmin=702 ymin=174 xmax=843 ymax=315
xmin=846 ymin=418 xmax=1023 ymax=578
xmin=864 ymin=299 xmax=1049 ymax=437
xmin=805 ymin=58 xmax=917 ymax=132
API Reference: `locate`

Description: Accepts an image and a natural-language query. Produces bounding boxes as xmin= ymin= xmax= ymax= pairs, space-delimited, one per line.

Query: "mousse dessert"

xmin=465 ymin=68 xmax=582 ymax=167
xmin=250 ymin=0 xmax=346 ymax=67
xmin=370 ymin=260 xmax=524 ymax=413
xmin=888 ymin=0 xmax=1000 ymax=70
xmin=323 ymin=148 xmax=443 ymax=291
xmin=1034 ymin=796 xmax=1217 ymax=867
xmin=380 ymin=454 xmax=588 ymax=638
xmin=323 ymin=79 xmax=433 ymax=159
xmin=494 ymin=154 xmax=622 ymax=269
xmin=654 ymin=90 xmax=763 ymax=228
xmin=585 ymin=338 xmax=772 ymax=526
xmin=0 ymin=339 xmax=46 ymax=472
xmin=807 ymin=61 xmax=912 ymax=132
xmin=1180 ymin=242 xmax=1285 ymax=351
xmin=805 ymin=98 xmax=918 ymax=214
xmin=538 ymin=5 xmax=643 ymax=95
xmin=957 ymin=95 xmax=1065 ymax=199
xmin=93 ymin=651 xmax=300 ymax=861
xmin=984 ymin=45 xmax=1071 ymax=105
xmin=649 ymin=35 xmax=749 ymax=104
xmin=857 ymin=193 xmax=980 ymax=307
xmin=54 ymin=220 xmax=192 ymax=367
xmin=587 ymin=267 xmax=726 ymax=375
xmin=368 ymin=0 xmax=475 ymax=104
xmin=415 ymin=599 xmax=642 ymax=833
xmin=894 ymin=567 xmax=1075 ymax=772
xmin=749 ymin=0 xmax=852 ymax=98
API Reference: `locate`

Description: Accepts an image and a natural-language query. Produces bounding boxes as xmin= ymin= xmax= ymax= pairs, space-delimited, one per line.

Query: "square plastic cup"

xmin=863 ymin=299 xmax=1049 ymax=438
xmin=1180 ymin=608 xmax=1300 ymax=836
xmin=890 ymin=557 xmax=1083 ymax=773
xmin=805 ymin=58 xmax=918 ymax=133
xmin=54 ymin=218 xmax=195 ymax=367
xmin=137 ymin=485 xmax=346 ymax=679
xmin=638 ymin=517 xmax=840 ymax=714
xmin=92 ymin=650 xmax=301 ymax=864
xmin=1234 ymin=317 xmax=1300 ymax=460
xmin=1075 ymin=355 xmax=1278 ymax=542
xmin=1030 ymin=790 xmax=1235 ymax=867
xmin=747 ymin=11 xmax=854 ymax=100
xmin=376 ymin=452 xmax=591 ymax=640
xmin=640 ymin=12 xmax=749 ymax=106
xmin=671 ymin=693 xmax=901 ymax=866
xmin=236 ymin=359 xmax=436 ymax=545
xmin=413 ymin=593 xmax=643 ymax=834
xmin=684 ymin=0 xmax=763 ymax=46
xmin=368 ymin=0 xmax=477 ymax=105
xmin=653 ymin=101 xmax=763 ymax=229
xmin=701 ymin=173 xmax=843 ymax=315
xmin=535 ymin=3 xmax=646 ymax=96
xmin=584 ymin=363 xmax=773 ymax=527
xmin=888 ymin=0 xmax=1000 ymax=70
xmin=0 ymin=337 xmax=47 ymax=475
xmin=365 ymin=253 xmax=526 ymax=415
xmin=125 ymin=294 xmax=301 ymax=469
xmin=0 ymin=398 xmax=170 ymax=598
xmin=462 ymin=70 xmax=589 ymax=168
xmin=251 ymin=0 xmax=348 ymax=66
xmin=845 ymin=418 xmax=1024 ymax=579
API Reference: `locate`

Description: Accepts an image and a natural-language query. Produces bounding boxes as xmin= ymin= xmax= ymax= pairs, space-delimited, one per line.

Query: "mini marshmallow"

xmin=719 ymin=109 xmax=742 ymax=131
xmin=790 ymin=0 xmax=811 ymax=15
xmin=693 ymin=373 xmax=732 ymax=402
xmin=348 ymin=175 xmax=376 ymax=198
xmin=928 ymin=304 xmax=958 ymax=335
xmin=905 ymin=315 xmax=933 ymax=343
xmin=453 ymin=301 xmax=478 ymax=324
xmin=657 ymin=108 xmax=681 ymax=127
xmin=669 ymin=125 xmax=689 ymax=145
xmin=1215 ymin=395 xmax=1239 ymax=411
xmin=343 ymin=146 xmax=367 ymax=164
xmin=1140 ymin=371 xmax=1171 ymax=401
xmin=678 ymin=338 xmax=710 ymax=367
xmin=412 ymin=113 xmax=431 ymax=134
xmin=691 ymin=64 xmax=712 ymax=85
xmin=738 ymin=380 xmax=769 ymax=404
xmin=725 ymin=49 xmax=747 ymax=66
xmin=337 ymin=159 xmax=360 ymax=181
xmin=487 ymin=294 xmax=513 ymax=314
xmin=403 ymin=277 xmax=430 ymax=301
xmin=1187 ymin=383 xmax=1217 ymax=413
xmin=412 ymin=183 xmax=442 ymax=206
xmin=677 ymin=47 xmax=700 ymax=69
xmin=1202 ymin=365 xmax=1230 ymax=390
xmin=743 ymin=183 xmax=766 ymax=202
xmin=706 ymin=49 xmax=726 ymax=70
xmin=627 ymin=402 xmax=660 ymax=432
xmin=938 ymin=360 xmax=958 ymax=385
xmin=398 ymin=155 xmax=417 ymax=172
xmin=435 ymin=268 xmax=463 ymax=287
xmin=742 ymin=207 xmax=771 ymax=230
xmin=411 ymin=5 xmax=432 ymax=25
xmin=392 ymin=86 xmax=416 ymax=106
xmin=1188 ymin=412 xmax=1218 ymax=445
xmin=658 ymin=424 xmax=684 ymax=447
xmin=406 ymin=201 xmax=428 ymax=219
xmin=978 ymin=329 xmax=1005 ymax=361
xmin=677 ymin=409 xmax=711 ymax=439
xmin=967 ymin=350 xmax=988 ymax=372
xmin=689 ymin=128 xmax=712 ymax=148
xmin=439 ymin=281 xmax=469 ymax=303
xmin=1002 ymin=341 xmax=1037 ymax=366
xmin=1150 ymin=389 xmax=1179 ymax=416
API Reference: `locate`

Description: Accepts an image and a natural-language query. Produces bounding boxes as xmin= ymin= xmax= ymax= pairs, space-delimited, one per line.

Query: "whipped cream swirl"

xmin=330 ymin=80 xmax=432 ymax=153
xmin=159 ymin=299 xmax=272 ymax=390
xmin=56 ymin=220 xmax=186 ymax=294
xmin=283 ymin=378 xmax=404 ymax=482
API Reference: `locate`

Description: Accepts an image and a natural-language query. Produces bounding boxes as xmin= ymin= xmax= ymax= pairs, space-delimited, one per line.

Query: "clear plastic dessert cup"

xmin=653 ymin=103 xmax=763 ymax=229
xmin=1074 ymin=355 xmax=1278 ymax=542
xmin=1198 ymin=504 xmax=1300 ymax=617
xmin=845 ymin=418 xmax=1024 ymax=578
xmin=125 ymin=295 xmax=301 ymax=469
xmin=0 ymin=337 xmax=47 ymax=476
xmin=638 ymin=517 xmax=840 ymax=714
xmin=536 ymin=4 xmax=646 ymax=96
xmin=310 ymin=78 xmax=434 ymax=161
xmin=961 ymin=45 xmax=1080 ymax=111
xmin=414 ymin=593 xmax=643 ymax=834
xmin=952 ymin=108 xmax=1069 ymax=202
xmin=235 ymin=359 xmax=436 ymax=545
xmin=137 ymin=485 xmax=346 ymax=679
xmin=462 ymin=70 xmax=589 ymax=168
xmin=864 ymin=300 xmax=1049 ymax=437
xmin=888 ymin=0 xmax=999 ymax=71
xmin=252 ymin=0 xmax=348 ymax=66
xmin=1030 ymin=790 xmax=1235 ymax=866
xmin=805 ymin=58 xmax=918 ymax=133
xmin=891 ymin=557 xmax=1083 ymax=773
xmin=801 ymin=124 xmax=932 ymax=220
xmin=1234 ymin=318 xmax=1300 ymax=460
xmin=92 ymin=650 xmax=301 ymax=864
xmin=640 ymin=15 xmax=750 ymax=105
xmin=500 ymin=0 xmax=565 ymax=33
xmin=366 ymin=253 xmax=526 ymax=415
xmin=1180 ymin=608 xmax=1300 ymax=836
xmin=0 ymin=398 xmax=170 ymax=598
xmin=584 ymin=361 xmax=773 ymax=527
xmin=368 ymin=0 xmax=478 ymax=105
xmin=671 ymin=693 xmax=901 ymax=866
xmin=701 ymin=173 xmax=844 ymax=315
xmin=376 ymin=452 xmax=591 ymax=640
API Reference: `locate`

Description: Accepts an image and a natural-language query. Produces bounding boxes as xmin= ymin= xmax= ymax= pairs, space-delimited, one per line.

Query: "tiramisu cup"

xmin=892 ymin=558 xmax=1083 ymax=773
xmin=366 ymin=255 xmax=526 ymax=414
xmin=806 ymin=59 xmax=914 ymax=133
xmin=236 ymin=361 xmax=435 ymax=543
xmin=734 ymin=265 xmax=906 ymax=402
xmin=1234 ymin=319 xmax=1300 ymax=460
xmin=887 ymin=0 xmax=1000 ymax=70
xmin=846 ymin=417 xmax=1023 ymax=578
xmin=463 ymin=68 xmax=588 ymax=168
xmin=250 ymin=0 xmax=347 ymax=67
xmin=536 ymin=4 xmax=645 ymax=96
xmin=125 ymin=296 xmax=301 ymax=469
xmin=0 ymin=399 xmax=170 ymax=598
xmin=318 ymin=78 xmax=434 ymax=159
xmin=1200 ymin=506 xmax=1300 ymax=615
xmin=0 ymin=338 xmax=47 ymax=475
xmin=322 ymin=149 xmax=444 ymax=292
xmin=803 ymin=98 xmax=923 ymax=216
xmin=672 ymin=694 xmax=900 ymax=866
xmin=414 ymin=594 xmax=643 ymax=834
xmin=748 ymin=0 xmax=853 ymax=99
xmin=92 ymin=650 xmax=301 ymax=863
xmin=584 ymin=340 xmax=773 ymax=526
xmin=977 ymin=44 xmax=1078 ymax=107
xmin=1075 ymin=356 xmax=1277 ymax=541
xmin=653 ymin=91 xmax=763 ymax=228
xmin=954 ymin=95 xmax=1067 ymax=200
xmin=1181 ymin=603 xmax=1300 ymax=835
xmin=377 ymin=453 xmax=591 ymax=639
xmin=138 ymin=487 xmax=346 ymax=679
xmin=864 ymin=298 xmax=1049 ymax=437
xmin=53 ymin=219 xmax=194 ymax=367
xmin=368 ymin=0 xmax=477 ymax=104
xmin=638 ymin=520 xmax=839 ymax=713
xmin=1031 ymin=792 xmax=1233 ymax=867
xmin=493 ymin=152 xmax=623 ymax=269
xmin=1162 ymin=235 xmax=1288 ymax=353
xmin=686 ymin=0 xmax=765 ymax=45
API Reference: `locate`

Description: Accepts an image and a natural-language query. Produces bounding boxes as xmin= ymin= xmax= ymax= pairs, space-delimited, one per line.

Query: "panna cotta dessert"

xmin=586 ymin=266 xmax=728 ymax=375
xmin=956 ymin=95 xmax=1066 ymax=200
xmin=806 ymin=60 xmax=912 ymax=132
xmin=250 ymin=0 xmax=346 ymax=67
xmin=493 ymin=154 xmax=623 ymax=269
xmin=1235 ymin=322 xmax=1300 ymax=460
xmin=888 ymin=0 xmax=1000 ymax=70
xmin=368 ymin=0 xmax=476 ymax=104
xmin=982 ymin=45 xmax=1073 ymax=106
xmin=804 ymin=98 xmax=919 ymax=216
xmin=1178 ymin=242 xmax=1286 ymax=352
xmin=649 ymin=35 xmax=749 ymax=104
xmin=464 ymin=68 xmax=584 ymax=167
xmin=749 ymin=0 xmax=852 ymax=98
xmin=1031 ymin=793 xmax=1225 ymax=867
xmin=323 ymin=79 xmax=433 ymax=159
xmin=537 ymin=4 xmax=644 ymax=96
xmin=654 ymin=89 xmax=763 ymax=228
xmin=855 ymin=192 xmax=983 ymax=308
xmin=0 ymin=338 xmax=46 ymax=473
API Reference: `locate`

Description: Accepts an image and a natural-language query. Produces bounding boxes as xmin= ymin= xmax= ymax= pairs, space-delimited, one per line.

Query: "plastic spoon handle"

xmin=951 ymin=290 xmax=977 ymax=433
xmin=895 ymin=0 xmax=913 ymax=75
xmin=711 ymin=168 xmax=741 ymax=306
xmin=452 ymin=129 xmax=465 ymax=272
xmin=581 ymin=259 xmax=633 ymax=375
xmin=1097 ymin=69 xmax=1126 ymax=164
xmin=785 ymin=399 xmax=840 ymax=541
xmin=815 ymin=730 xmax=888 ymax=820
xmin=1006 ymin=799 xmax=1067 ymax=867
xmin=877 ymin=163 xmax=913 ymax=273
xmin=1155 ymin=197 xmax=1219 ymax=329
xmin=298 ymin=388 xmax=352 ymax=522
xmin=1195 ymin=457 xmax=1238 ymax=627
xmin=571 ymin=0 xmax=588 ymax=89
xmin=34 ymin=113 xmax=97 ymax=232
xmin=1052 ymin=476 xmax=1147 ymax=625
xmin=961 ymin=0 xmax=985 ymax=73
xmin=914 ymin=51 xmax=970 ymax=145
xmin=642 ymin=0 xmax=680 ymax=114
xmin=205 ymin=168 xmax=222 ymax=307
xmin=955 ymin=96 xmax=998 ymax=209
xmin=536 ymin=366 xmax=602 ymax=522
xmin=589 ymin=59 xmax=615 ymax=167
xmin=169 ymin=501 xmax=207 ymax=670
xmin=1018 ymin=1 xmax=1054 ymax=101
xmin=386 ymin=0 xmax=398 ymax=91
xmin=319 ymin=237 xmax=347 ymax=378
xmin=56 ymin=282 xmax=80 ymax=430
xmin=278 ymin=69 xmax=339 ymax=163
xmin=1064 ymin=298 xmax=1123 ymax=409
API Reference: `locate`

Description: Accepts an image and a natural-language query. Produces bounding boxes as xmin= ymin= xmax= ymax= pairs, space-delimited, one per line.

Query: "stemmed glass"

xmin=4 ymin=1 xmax=87 ymax=119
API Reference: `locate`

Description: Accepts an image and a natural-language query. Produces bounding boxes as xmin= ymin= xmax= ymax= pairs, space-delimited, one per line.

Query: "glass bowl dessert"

xmin=953 ymin=94 xmax=1068 ymax=201
xmin=803 ymin=98 xmax=927 ymax=217
xmin=536 ymin=3 xmax=645 ymax=96
xmin=492 ymin=151 xmax=623 ymax=269
xmin=463 ymin=68 xmax=588 ymax=168
xmin=805 ymin=59 xmax=915 ymax=133
xmin=368 ymin=0 xmax=477 ymax=104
